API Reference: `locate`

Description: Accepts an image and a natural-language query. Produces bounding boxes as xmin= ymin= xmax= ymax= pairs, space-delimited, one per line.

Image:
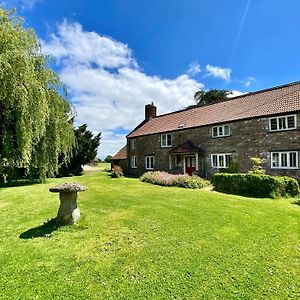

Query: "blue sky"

xmin=2 ymin=0 xmax=300 ymax=157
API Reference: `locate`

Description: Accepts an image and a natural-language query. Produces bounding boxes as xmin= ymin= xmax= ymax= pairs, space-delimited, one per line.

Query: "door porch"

xmin=168 ymin=140 xmax=204 ymax=176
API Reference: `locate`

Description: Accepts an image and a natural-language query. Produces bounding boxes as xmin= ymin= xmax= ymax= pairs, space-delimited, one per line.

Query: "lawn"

xmin=0 ymin=171 xmax=299 ymax=299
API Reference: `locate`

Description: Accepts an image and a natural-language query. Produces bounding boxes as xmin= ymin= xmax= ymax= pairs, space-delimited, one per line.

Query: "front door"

xmin=185 ymin=156 xmax=196 ymax=176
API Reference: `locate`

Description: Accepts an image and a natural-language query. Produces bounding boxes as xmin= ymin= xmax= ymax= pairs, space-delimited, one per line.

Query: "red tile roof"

xmin=169 ymin=140 xmax=203 ymax=154
xmin=112 ymin=146 xmax=127 ymax=160
xmin=128 ymin=81 xmax=300 ymax=138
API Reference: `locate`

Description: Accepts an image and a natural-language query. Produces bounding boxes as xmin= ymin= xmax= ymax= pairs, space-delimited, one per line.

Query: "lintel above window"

xmin=212 ymin=125 xmax=230 ymax=138
xmin=269 ymin=115 xmax=297 ymax=132
xmin=161 ymin=133 xmax=172 ymax=148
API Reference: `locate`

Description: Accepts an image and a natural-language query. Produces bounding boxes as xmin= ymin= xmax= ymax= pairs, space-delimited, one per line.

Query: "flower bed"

xmin=140 ymin=171 xmax=211 ymax=189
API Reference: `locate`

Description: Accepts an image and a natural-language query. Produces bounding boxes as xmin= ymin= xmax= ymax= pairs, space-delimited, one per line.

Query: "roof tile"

xmin=128 ymin=81 xmax=300 ymax=138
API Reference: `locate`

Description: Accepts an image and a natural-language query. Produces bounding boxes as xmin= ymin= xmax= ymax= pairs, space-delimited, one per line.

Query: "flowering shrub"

xmin=111 ymin=166 xmax=123 ymax=178
xmin=140 ymin=171 xmax=211 ymax=189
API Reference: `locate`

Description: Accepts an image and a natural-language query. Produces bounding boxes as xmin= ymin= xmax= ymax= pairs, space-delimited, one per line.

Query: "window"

xmin=269 ymin=115 xmax=297 ymax=131
xmin=145 ymin=156 xmax=154 ymax=170
xmin=161 ymin=133 xmax=172 ymax=147
xmin=271 ymin=151 xmax=298 ymax=169
xmin=130 ymin=139 xmax=136 ymax=150
xmin=131 ymin=156 xmax=137 ymax=168
xmin=212 ymin=125 xmax=230 ymax=138
xmin=211 ymin=153 xmax=232 ymax=168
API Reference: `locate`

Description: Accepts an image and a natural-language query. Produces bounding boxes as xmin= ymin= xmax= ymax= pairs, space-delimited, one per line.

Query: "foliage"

xmin=0 ymin=8 xmax=74 ymax=183
xmin=0 ymin=171 xmax=299 ymax=299
xmin=193 ymin=89 xmax=232 ymax=106
xmin=248 ymin=156 xmax=266 ymax=174
xmin=219 ymin=161 xmax=240 ymax=173
xmin=111 ymin=166 xmax=123 ymax=178
xmin=58 ymin=124 xmax=101 ymax=177
xmin=104 ymin=155 xmax=113 ymax=163
xmin=140 ymin=171 xmax=211 ymax=189
xmin=213 ymin=173 xmax=300 ymax=198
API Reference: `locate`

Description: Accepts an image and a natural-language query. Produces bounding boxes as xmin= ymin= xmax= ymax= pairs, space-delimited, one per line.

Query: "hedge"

xmin=212 ymin=173 xmax=300 ymax=198
xmin=140 ymin=171 xmax=211 ymax=189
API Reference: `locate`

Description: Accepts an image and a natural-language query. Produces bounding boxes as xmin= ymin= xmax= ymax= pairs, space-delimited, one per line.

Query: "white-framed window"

xmin=212 ymin=125 xmax=230 ymax=138
xmin=161 ymin=133 xmax=172 ymax=148
xmin=130 ymin=139 xmax=136 ymax=150
xmin=211 ymin=153 xmax=232 ymax=168
xmin=271 ymin=151 xmax=299 ymax=169
xmin=145 ymin=156 xmax=154 ymax=170
xmin=269 ymin=115 xmax=297 ymax=131
xmin=131 ymin=156 xmax=137 ymax=168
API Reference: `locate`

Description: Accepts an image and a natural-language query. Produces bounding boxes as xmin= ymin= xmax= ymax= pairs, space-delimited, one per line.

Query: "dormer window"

xmin=212 ymin=125 xmax=230 ymax=138
xmin=161 ymin=133 xmax=172 ymax=148
xmin=269 ymin=115 xmax=297 ymax=131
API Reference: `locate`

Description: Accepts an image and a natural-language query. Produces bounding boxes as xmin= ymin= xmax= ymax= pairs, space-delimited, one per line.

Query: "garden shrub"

xmin=213 ymin=173 xmax=300 ymax=198
xmin=111 ymin=166 xmax=123 ymax=178
xmin=282 ymin=176 xmax=300 ymax=197
xmin=219 ymin=161 xmax=240 ymax=174
xmin=140 ymin=171 xmax=211 ymax=189
xmin=248 ymin=156 xmax=266 ymax=174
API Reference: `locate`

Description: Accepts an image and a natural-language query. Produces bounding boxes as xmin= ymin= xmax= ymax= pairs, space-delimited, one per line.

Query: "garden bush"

xmin=111 ymin=166 xmax=123 ymax=178
xmin=140 ymin=171 xmax=211 ymax=189
xmin=213 ymin=173 xmax=300 ymax=198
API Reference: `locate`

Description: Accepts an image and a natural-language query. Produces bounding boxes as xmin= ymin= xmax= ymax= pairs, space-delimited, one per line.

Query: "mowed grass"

xmin=0 ymin=171 xmax=299 ymax=299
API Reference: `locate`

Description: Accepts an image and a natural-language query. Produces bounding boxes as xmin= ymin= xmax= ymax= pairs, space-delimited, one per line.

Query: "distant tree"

xmin=0 ymin=8 xmax=74 ymax=184
xmin=104 ymin=155 xmax=113 ymax=163
xmin=193 ymin=89 xmax=232 ymax=106
xmin=58 ymin=124 xmax=101 ymax=177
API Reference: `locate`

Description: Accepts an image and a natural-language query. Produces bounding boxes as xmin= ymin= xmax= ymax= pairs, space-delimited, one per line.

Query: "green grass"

xmin=98 ymin=162 xmax=110 ymax=171
xmin=0 ymin=171 xmax=299 ymax=299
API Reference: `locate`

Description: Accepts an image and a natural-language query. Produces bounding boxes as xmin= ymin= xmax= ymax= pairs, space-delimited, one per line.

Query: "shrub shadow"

xmin=19 ymin=218 xmax=62 ymax=239
xmin=291 ymin=199 xmax=300 ymax=206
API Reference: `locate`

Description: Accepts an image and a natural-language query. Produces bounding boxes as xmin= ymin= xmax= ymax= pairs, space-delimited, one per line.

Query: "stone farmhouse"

xmin=112 ymin=81 xmax=300 ymax=180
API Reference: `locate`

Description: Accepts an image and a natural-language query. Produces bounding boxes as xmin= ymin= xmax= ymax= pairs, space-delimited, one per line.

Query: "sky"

xmin=2 ymin=0 xmax=300 ymax=158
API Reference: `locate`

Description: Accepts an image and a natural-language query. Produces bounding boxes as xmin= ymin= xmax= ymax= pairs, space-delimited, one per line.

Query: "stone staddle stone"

xmin=49 ymin=183 xmax=87 ymax=225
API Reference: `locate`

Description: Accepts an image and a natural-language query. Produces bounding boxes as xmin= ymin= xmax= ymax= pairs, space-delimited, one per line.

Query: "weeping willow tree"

xmin=0 ymin=9 xmax=75 ymax=184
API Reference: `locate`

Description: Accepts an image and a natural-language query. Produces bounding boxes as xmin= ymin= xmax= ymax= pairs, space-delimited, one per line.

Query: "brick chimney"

xmin=145 ymin=102 xmax=157 ymax=120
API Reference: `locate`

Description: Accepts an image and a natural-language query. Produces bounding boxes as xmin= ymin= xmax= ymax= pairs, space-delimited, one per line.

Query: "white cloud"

xmin=42 ymin=20 xmax=137 ymax=69
xmin=228 ymin=90 xmax=246 ymax=98
xmin=1 ymin=0 xmax=41 ymax=10
xmin=243 ymin=76 xmax=255 ymax=87
xmin=187 ymin=62 xmax=201 ymax=76
xmin=41 ymin=21 xmax=204 ymax=158
xmin=205 ymin=64 xmax=232 ymax=81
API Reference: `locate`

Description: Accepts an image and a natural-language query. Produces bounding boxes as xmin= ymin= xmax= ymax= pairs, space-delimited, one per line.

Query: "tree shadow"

xmin=291 ymin=199 xmax=300 ymax=207
xmin=19 ymin=218 xmax=62 ymax=239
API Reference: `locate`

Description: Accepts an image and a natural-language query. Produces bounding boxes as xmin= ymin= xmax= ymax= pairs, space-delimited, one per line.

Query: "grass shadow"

xmin=0 ymin=179 xmax=44 ymax=189
xmin=291 ymin=199 xmax=300 ymax=207
xmin=19 ymin=218 xmax=62 ymax=239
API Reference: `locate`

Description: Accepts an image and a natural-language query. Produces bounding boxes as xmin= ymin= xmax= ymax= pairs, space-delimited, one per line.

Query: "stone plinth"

xmin=49 ymin=183 xmax=87 ymax=225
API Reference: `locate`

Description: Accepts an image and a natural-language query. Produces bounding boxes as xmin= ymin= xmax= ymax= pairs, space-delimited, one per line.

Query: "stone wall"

xmin=127 ymin=113 xmax=300 ymax=180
